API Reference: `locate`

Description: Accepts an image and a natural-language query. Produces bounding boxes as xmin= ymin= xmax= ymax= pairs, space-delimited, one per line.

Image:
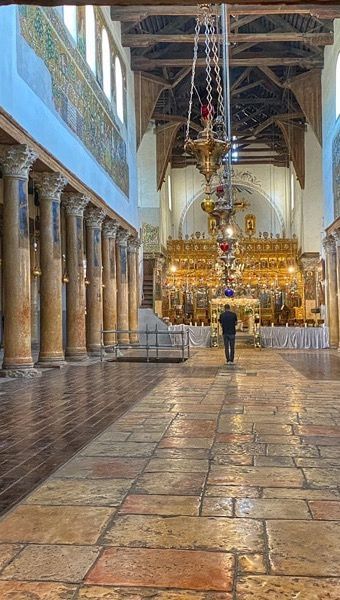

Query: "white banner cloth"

xmin=260 ymin=326 xmax=329 ymax=349
xmin=168 ymin=325 xmax=211 ymax=347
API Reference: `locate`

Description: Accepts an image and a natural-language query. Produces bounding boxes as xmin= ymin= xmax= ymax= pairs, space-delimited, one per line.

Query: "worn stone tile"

xmin=134 ymin=472 xmax=206 ymax=496
xmin=217 ymin=418 xmax=253 ymax=434
xmin=92 ymin=431 xmax=131 ymax=442
xmin=127 ymin=432 xmax=165 ymax=442
xmin=0 ymin=581 xmax=76 ymax=599
xmin=319 ymin=446 xmax=340 ymax=458
xmin=301 ymin=436 xmax=340 ymax=446
xmin=213 ymin=443 xmax=266 ymax=456
xmin=208 ymin=466 xmax=304 ymax=488
xmin=254 ymin=456 xmax=294 ymax=467
xmin=0 ymin=545 xmax=23 ymax=571
xmin=294 ymin=425 xmax=340 ymax=437
xmin=86 ymin=547 xmax=234 ymax=591
xmin=267 ymin=520 xmax=340 ymax=575
xmin=145 ymin=459 xmax=209 ymax=473
xmin=238 ymin=554 xmax=266 ymax=574
xmin=303 ymin=467 xmax=340 ymax=488
xmin=80 ymin=442 xmax=157 ymax=457
xmin=0 ymin=505 xmax=113 ymax=544
xmin=309 ymin=500 xmax=340 ymax=520
xmin=212 ymin=454 xmax=253 ymax=466
xmin=201 ymin=498 xmax=233 ymax=517
xmin=255 ymin=435 xmax=302 ymax=444
xmin=0 ymin=545 xmax=99 ymax=583
xmin=54 ymin=457 xmax=147 ymax=479
xmin=263 ymin=487 xmax=340 ymax=500
xmin=295 ymin=457 xmax=340 ymax=468
xmin=167 ymin=420 xmax=216 ymax=438
xmin=77 ymin=587 xmax=232 ymax=599
xmin=205 ymin=485 xmax=260 ymax=498
xmin=103 ymin=514 xmax=263 ymax=552
xmin=267 ymin=444 xmax=319 ymax=457
xmin=119 ymin=494 xmax=200 ymax=516
xmin=25 ymin=479 xmax=133 ymax=506
xmin=155 ymin=448 xmax=210 ymax=460
xmin=215 ymin=434 xmax=254 ymax=443
xmin=235 ymin=498 xmax=310 ymax=519
xmin=254 ymin=424 xmax=293 ymax=435
xmin=237 ymin=576 xmax=340 ymax=599
xmin=159 ymin=437 xmax=214 ymax=449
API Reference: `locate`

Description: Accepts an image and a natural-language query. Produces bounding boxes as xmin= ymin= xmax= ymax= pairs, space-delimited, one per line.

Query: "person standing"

xmin=219 ymin=304 xmax=238 ymax=364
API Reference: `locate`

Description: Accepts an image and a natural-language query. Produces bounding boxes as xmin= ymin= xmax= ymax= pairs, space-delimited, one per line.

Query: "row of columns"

xmin=323 ymin=232 xmax=340 ymax=349
xmin=0 ymin=143 xmax=139 ymax=376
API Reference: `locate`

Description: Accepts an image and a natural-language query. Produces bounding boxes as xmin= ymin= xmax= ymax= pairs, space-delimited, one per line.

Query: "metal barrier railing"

xmin=100 ymin=324 xmax=190 ymax=363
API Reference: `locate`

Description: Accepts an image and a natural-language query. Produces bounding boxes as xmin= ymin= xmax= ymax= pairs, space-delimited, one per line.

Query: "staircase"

xmin=142 ymin=275 xmax=153 ymax=308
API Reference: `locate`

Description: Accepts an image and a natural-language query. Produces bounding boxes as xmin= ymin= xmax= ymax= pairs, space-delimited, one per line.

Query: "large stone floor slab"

xmin=0 ymin=348 xmax=339 ymax=597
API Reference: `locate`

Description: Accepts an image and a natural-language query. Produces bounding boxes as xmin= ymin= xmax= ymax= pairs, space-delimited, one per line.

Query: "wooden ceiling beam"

xmin=122 ymin=31 xmax=332 ymax=48
xmin=132 ymin=56 xmax=323 ymax=70
xmin=110 ymin=5 xmax=340 ymax=21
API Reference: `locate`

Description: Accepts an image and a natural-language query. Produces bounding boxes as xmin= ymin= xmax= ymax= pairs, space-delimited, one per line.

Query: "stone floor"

xmin=0 ymin=346 xmax=340 ymax=598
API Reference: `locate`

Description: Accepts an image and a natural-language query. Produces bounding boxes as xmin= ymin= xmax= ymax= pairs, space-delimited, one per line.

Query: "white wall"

xmin=322 ymin=19 xmax=340 ymax=228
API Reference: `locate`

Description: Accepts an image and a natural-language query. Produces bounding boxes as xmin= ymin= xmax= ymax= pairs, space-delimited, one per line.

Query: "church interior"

xmin=0 ymin=0 xmax=339 ymax=597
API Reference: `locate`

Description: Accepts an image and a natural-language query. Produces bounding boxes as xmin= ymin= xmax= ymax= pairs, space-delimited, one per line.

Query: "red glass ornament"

xmin=216 ymin=184 xmax=224 ymax=196
xmin=220 ymin=242 xmax=229 ymax=253
xmin=201 ymin=104 xmax=214 ymax=119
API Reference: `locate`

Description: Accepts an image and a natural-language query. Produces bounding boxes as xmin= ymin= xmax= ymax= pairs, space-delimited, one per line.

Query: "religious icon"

xmin=245 ymin=213 xmax=256 ymax=237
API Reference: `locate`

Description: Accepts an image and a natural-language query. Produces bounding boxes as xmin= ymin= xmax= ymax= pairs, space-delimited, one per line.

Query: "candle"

xmin=201 ymin=322 xmax=204 ymax=327
xmin=271 ymin=323 xmax=274 ymax=327
xmin=304 ymin=322 xmax=307 ymax=328
xmin=286 ymin=323 xmax=288 ymax=327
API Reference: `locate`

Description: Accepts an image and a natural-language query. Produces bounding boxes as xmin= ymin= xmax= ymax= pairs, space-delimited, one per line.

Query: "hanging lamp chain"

xmin=185 ymin=15 xmax=201 ymax=142
xmin=204 ymin=10 xmax=213 ymax=131
xmin=209 ymin=13 xmax=224 ymax=126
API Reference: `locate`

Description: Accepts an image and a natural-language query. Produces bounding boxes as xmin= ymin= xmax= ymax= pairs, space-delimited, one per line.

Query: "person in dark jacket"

xmin=219 ymin=304 xmax=238 ymax=364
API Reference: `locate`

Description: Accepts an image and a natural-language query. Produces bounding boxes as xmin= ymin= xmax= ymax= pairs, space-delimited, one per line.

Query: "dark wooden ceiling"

xmin=115 ymin=4 xmax=337 ymax=168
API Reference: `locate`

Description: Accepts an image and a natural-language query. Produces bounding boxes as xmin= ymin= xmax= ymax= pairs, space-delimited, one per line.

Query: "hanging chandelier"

xmin=184 ymin=5 xmax=230 ymax=186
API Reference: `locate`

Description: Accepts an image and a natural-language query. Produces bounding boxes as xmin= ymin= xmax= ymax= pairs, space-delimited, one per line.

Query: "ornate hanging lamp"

xmin=184 ymin=5 xmax=230 ymax=186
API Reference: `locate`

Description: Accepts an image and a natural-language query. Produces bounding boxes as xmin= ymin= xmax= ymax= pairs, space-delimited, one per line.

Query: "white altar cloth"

xmin=169 ymin=325 xmax=211 ymax=347
xmin=260 ymin=326 xmax=329 ymax=349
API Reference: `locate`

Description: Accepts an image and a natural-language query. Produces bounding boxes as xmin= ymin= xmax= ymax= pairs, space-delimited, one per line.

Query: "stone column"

xmin=128 ymin=237 xmax=140 ymax=344
xmin=63 ymin=193 xmax=89 ymax=360
xmin=116 ymin=229 xmax=130 ymax=343
xmin=85 ymin=205 xmax=105 ymax=354
xmin=323 ymin=236 xmax=339 ymax=348
xmin=0 ymin=144 xmax=38 ymax=376
xmin=33 ymin=173 xmax=67 ymax=366
xmin=333 ymin=228 xmax=340 ymax=350
xmin=102 ymin=219 xmax=119 ymax=347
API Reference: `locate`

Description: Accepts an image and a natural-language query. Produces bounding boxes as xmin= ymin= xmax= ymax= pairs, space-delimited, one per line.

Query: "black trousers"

xmin=223 ymin=334 xmax=236 ymax=362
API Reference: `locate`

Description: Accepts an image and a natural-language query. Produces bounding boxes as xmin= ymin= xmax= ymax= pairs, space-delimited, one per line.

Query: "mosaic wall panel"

xmin=17 ymin=6 xmax=129 ymax=196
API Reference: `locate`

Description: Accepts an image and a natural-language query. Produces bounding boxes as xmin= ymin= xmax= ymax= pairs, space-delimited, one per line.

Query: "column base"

xmin=36 ymin=360 xmax=66 ymax=369
xmin=118 ymin=336 xmax=130 ymax=344
xmin=65 ymin=348 xmax=89 ymax=362
xmin=129 ymin=337 xmax=139 ymax=345
xmin=0 ymin=367 xmax=41 ymax=379
xmin=87 ymin=346 xmax=102 ymax=357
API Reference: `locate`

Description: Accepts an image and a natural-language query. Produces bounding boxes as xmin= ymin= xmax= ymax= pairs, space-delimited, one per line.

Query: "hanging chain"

xmin=204 ymin=10 xmax=213 ymax=131
xmin=185 ymin=15 xmax=201 ymax=142
xmin=210 ymin=13 xmax=224 ymax=126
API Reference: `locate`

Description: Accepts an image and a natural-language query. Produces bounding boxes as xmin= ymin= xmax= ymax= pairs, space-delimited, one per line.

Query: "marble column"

xmin=116 ymin=229 xmax=130 ymax=343
xmin=33 ymin=173 xmax=67 ymax=365
xmin=128 ymin=237 xmax=140 ymax=344
xmin=102 ymin=219 xmax=119 ymax=347
xmin=0 ymin=144 xmax=38 ymax=376
xmin=323 ymin=235 xmax=339 ymax=348
xmin=63 ymin=193 xmax=89 ymax=360
xmin=333 ymin=228 xmax=340 ymax=350
xmin=85 ymin=206 xmax=105 ymax=354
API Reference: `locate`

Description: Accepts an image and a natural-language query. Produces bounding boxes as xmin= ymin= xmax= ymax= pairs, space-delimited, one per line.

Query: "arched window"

xmin=85 ymin=5 xmax=96 ymax=73
xmin=63 ymin=5 xmax=77 ymax=41
xmin=115 ymin=56 xmax=124 ymax=123
xmin=102 ymin=28 xmax=111 ymax=100
xmin=336 ymin=52 xmax=340 ymax=119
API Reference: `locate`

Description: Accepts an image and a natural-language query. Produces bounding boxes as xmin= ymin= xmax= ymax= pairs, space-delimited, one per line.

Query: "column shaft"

xmin=85 ymin=206 xmax=105 ymax=354
xmin=324 ymin=236 xmax=339 ymax=348
xmin=34 ymin=173 xmax=67 ymax=364
xmin=64 ymin=194 xmax=88 ymax=360
xmin=334 ymin=230 xmax=340 ymax=349
xmin=116 ymin=230 xmax=130 ymax=343
xmin=0 ymin=144 xmax=37 ymax=375
xmin=102 ymin=221 xmax=118 ymax=347
xmin=128 ymin=238 xmax=139 ymax=344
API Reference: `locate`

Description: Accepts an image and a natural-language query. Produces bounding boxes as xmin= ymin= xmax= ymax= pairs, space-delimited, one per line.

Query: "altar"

xmin=169 ymin=324 xmax=211 ymax=347
xmin=260 ymin=326 xmax=329 ymax=349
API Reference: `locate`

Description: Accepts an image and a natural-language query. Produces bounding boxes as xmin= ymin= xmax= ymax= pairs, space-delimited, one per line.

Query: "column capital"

xmin=0 ymin=144 xmax=37 ymax=178
xmin=33 ymin=172 xmax=67 ymax=201
xmin=63 ymin=193 xmax=89 ymax=217
xmin=102 ymin=219 xmax=119 ymax=239
xmin=127 ymin=236 xmax=140 ymax=253
xmin=85 ymin=205 xmax=106 ymax=228
xmin=117 ymin=228 xmax=130 ymax=246
xmin=332 ymin=228 xmax=340 ymax=247
xmin=323 ymin=235 xmax=336 ymax=255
